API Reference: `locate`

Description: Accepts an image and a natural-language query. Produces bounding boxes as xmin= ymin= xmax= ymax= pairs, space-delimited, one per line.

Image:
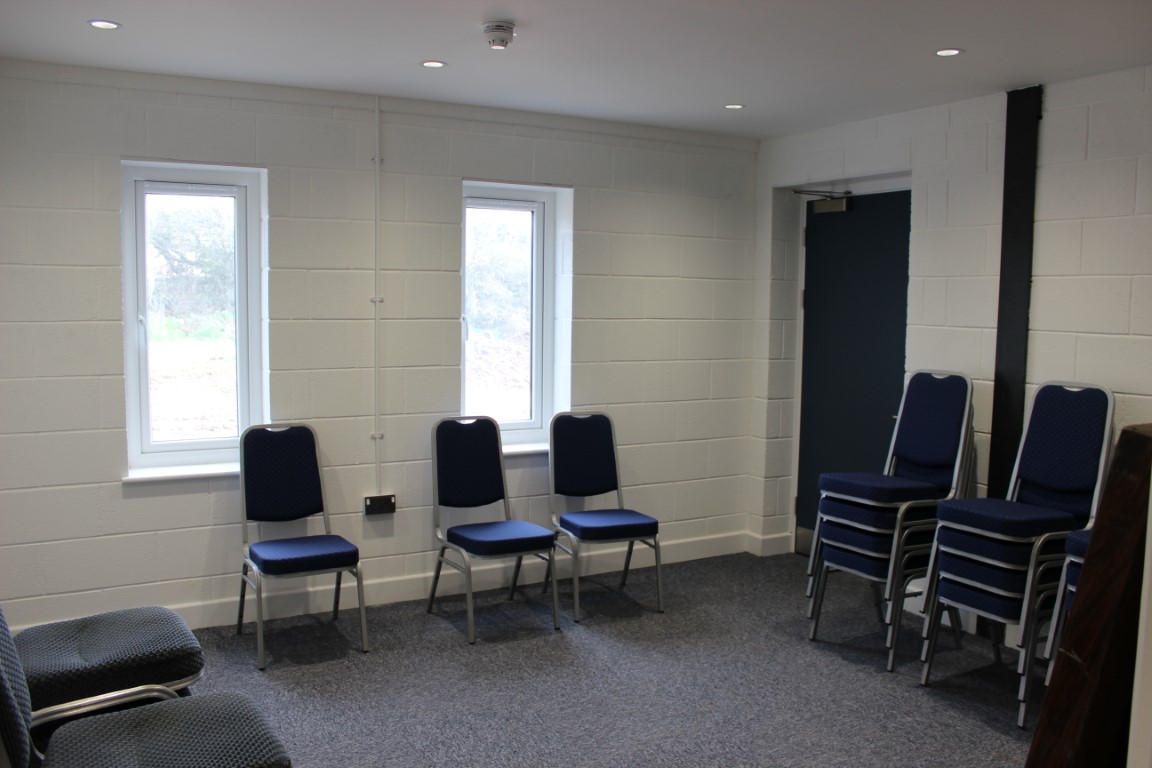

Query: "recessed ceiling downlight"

xmin=422 ymin=60 xmax=446 ymax=68
xmin=724 ymin=104 xmax=745 ymax=110
xmin=88 ymin=19 xmax=122 ymax=30
xmin=936 ymin=48 xmax=964 ymax=57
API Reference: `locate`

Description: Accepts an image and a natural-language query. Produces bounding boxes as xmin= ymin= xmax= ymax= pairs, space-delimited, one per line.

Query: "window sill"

xmin=503 ymin=442 xmax=548 ymax=456
xmin=122 ymin=463 xmax=239 ymax=484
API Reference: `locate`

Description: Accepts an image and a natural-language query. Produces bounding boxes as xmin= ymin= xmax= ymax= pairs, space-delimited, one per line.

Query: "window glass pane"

xmin=143 ymin=191 xmax=239 ymax=443
xmin=464 ymin=205 xmax=534 ymax=421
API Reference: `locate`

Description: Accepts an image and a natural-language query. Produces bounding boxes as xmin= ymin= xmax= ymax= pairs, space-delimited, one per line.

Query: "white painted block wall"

xmin=0 ymin=58 xmax=769 ymax=631
xmin=760 ymin=63 xmax=1152 ymax=495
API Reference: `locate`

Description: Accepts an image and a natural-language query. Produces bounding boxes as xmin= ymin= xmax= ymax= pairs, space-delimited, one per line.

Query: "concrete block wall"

xmin=0 ymin=58 xmax=766 ymax=631
xmin=758 ymin=63 xmax=1152 ymax=497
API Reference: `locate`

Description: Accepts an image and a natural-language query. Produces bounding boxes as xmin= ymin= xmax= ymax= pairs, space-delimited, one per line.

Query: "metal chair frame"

xmin=548 ymin=412 xmax=665 ymax=622
xmin=1043 ymin=527 xmax=1090 ymax=684
xmin=237 ymin=423 xmax=369 ymax=670
xmin=919 ymin=382 xmax=1113 ymax=728
xmin=807 ymin=370 xmax=974 ymax=670
xmin=427 ymin=416 xmax=560 ymax=644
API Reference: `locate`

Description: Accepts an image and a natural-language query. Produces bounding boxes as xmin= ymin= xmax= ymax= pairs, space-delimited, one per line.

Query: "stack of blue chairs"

xmin=808 ymin=370 xmax=974 ymax=670
xmin=920 ymin=382 xmax=1113 ymax=728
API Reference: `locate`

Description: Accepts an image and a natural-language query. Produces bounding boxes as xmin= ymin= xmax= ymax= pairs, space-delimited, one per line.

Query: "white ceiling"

xmin=1 ymin=0 xmax=1150 ymax=139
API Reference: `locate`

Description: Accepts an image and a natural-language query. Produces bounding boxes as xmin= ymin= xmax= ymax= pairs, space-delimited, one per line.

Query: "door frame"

xmin=790 ymin=173 xmax=912 ymax=555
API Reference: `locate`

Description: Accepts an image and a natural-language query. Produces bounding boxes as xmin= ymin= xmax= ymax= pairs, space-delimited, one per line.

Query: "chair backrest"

xmin=886 ymin=370 xmax=973 ymax=493
xmin=240 ymin=424 xmax=327 ymax=528
xmin=1010 ymin=382 xmax=1114 ymax=520
xmin=0 ymin=607 xmax=32 ymax=768
xmin=432 ymin=417 xmax=511 ymax=531
xmin=550 ymin=412 xmax=623 ymax=502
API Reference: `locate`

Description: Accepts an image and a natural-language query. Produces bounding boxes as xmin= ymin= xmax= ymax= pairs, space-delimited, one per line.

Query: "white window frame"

xmin=121 ymin=161 xmax=268 ymax=477
xmin=462 ymin=181 xmax=572 ymax=448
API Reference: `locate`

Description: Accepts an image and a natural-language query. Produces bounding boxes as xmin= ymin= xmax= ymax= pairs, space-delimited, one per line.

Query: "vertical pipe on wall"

xmin=988 ymin=85 xmax=1043 ymax=498
xmin=371 ymin=95 xmax=383 ymax=493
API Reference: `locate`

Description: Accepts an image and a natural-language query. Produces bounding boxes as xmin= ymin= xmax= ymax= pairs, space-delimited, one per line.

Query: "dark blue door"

xmin=795 ymin=190 xmax=910 ymax=552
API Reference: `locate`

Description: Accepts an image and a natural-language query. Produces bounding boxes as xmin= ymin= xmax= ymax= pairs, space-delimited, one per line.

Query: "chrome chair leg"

xmin=332 ymin=572 xmax=342 ymax=620
xmin=463 ymin=555 xmax=477 ymax=645
xmin=809 ymin=564 xmax=830 ymax=641
xmin=254 ymin=572 xmax=266 ymax=671
xmin=621 ymin=541 xmax=636 ymax=588
xmin=237 ymin=563 xmax=249 ymax=635
xmin=806 ymin=515 xmax=824 ymax=599
xmin=571 ymin=540 xmax=583 ymax=623
xmin=653 ymin=538 xmax=665 ymax=613
xmin=427 ymin=547 xmax=446 ymax=613
xmin=355 ymin=568 xmax=369 ymax=654
xmin=920 ymin=600 xmax=943 ymax=685
xmin=509 ymin=556 xmax=523 ymax=600
xmin=548 ymin=549 xmax=560 ymax=630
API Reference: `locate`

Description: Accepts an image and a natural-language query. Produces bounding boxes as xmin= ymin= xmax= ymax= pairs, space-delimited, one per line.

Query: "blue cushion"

xmin=559 ymin=510 xmax=658 ymax=541
xmin=1016 ymin=385 xmax=1110 ymax=500
xmin=937 ymin=553 xmax=1028 ymax=596
xmin=936 ymin=498 xmax=1080 ymax=538
xmin=1066 ymin=528 xmax=1091 ymax=559
xmin=818 ymin=472 xmax=944 ymax=505
xmin=820 ymin=519 xmax=933 ymax=558
xmin=447 ymin=520 xmax=556 ymax=556
xmin=822 ymin=544 xmax=889 ymax=581
xmin=818 ymin=496 xmax=938 ymax=533
xmin=822 ymin=544 xmax=929 ymax=582
xmin=248 ymin=534 xmax=359 ymax=575
xmin=937 ymin=577 xmax=1023 ymax=622
xmin=936 ymin=527 xmax=1037 ymax=567
xmin=820 ymin=520 xmax=890 ymax=556
xmin=890 ymin=372 xmax=970 ymax=472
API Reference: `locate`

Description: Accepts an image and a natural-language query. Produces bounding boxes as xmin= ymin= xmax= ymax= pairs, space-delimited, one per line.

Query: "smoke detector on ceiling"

xmin=483 ymin=20 xmax=516 ymax=50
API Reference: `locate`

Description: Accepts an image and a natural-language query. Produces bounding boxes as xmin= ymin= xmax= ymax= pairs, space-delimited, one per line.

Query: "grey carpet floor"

xmin=195 ymin=553 xmax=1034 ymax=767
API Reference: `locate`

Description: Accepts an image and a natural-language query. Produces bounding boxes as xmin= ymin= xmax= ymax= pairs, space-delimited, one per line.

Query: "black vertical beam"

xmin=988 ymin=85 xmax=1043 ymax=499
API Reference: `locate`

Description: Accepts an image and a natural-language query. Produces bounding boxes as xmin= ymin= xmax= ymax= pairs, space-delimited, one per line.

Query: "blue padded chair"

xmin=548 ymin=412 xmax=664 ymax=622
xmin=237 ymin=424 xmax=368 ymax=670
xmin=1043 ymin=526 xmax=1092 ymax=684
xmin=0 ymin=606 xmax=291 ymax=768
xmin=807 ymin=371 xmax=973 ymax=670
xmin=427 ymin=416 xmax=560 ymax=644
xmin=920 ymin=382 xmax=1113 ymax=728
xmin=11 ymin=606 xmax=203 ymax=731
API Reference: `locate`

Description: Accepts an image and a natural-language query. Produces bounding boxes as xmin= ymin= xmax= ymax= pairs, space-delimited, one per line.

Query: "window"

xmin=462 ymin=181 xmax=572 ymax=446
xmin=121 ymin=162 xmax=268 ymax=475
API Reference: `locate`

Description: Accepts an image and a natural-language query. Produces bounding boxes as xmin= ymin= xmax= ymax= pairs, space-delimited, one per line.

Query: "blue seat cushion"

xmin=822 ymin=544 xmax=889 ymax=581
xmin=447 ymin=520 xmax=556 ymax=556
xmin=820 ymin=520 xmax=933 ymax=558
xmin=818 ymin=472 xmax=945 ymax=504
xmin=818 ymin=496 xmax=938 ymax=533
xmin=1066 ymin=528 xmax=1091 ymax=559
xmin=14 ymin=607 xmax=204 ymax=710
xmin=936 ymin=527 xmax=1038 ymax=567
xmin=937 ymin=552 xmax=1028 ymax=596
xmin=248 ymin=534 xmax=359 ymax=575
xmin=936 ymin=498 xmax=1082 ymax=538
xmin=559 ymin=509 xmax=658 ymax=541
xmin=937 ymin=577 xmax=1023 ymax=623
xmin=938 ymin=550 xmax=1064 ymax=596
xmin=823 ymin=542 xmax=930 ymax=582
